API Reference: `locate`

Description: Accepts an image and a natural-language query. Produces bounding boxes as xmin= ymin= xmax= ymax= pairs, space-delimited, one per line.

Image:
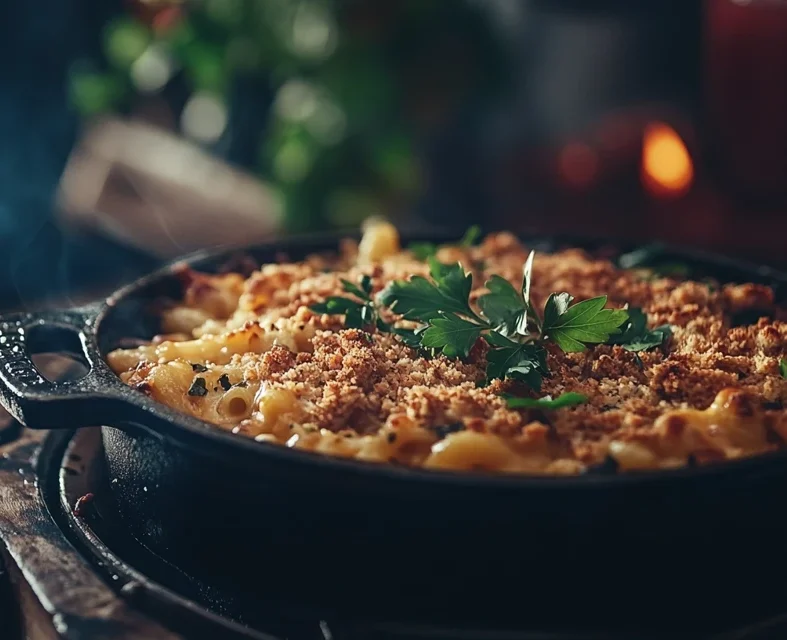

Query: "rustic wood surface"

xmin=0 ymin=427 xmax=180 ymax=639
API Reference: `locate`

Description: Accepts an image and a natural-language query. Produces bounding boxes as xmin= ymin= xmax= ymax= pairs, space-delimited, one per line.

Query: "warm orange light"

xmin=641 ymin=122 xmax=694 ymax=198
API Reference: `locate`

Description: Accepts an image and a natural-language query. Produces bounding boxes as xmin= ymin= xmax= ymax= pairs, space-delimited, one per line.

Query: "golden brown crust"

xmin=107 ymin=226 xmax=787 ymax=474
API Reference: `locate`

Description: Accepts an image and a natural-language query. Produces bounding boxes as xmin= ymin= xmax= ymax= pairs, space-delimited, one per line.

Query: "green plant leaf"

xmin=541 ymin=295 xmax=629 ymax=353
xmin=484 ymin=336 xmax=547 ymax=389
xmin=340 ymin=278 xmax=370 ymax=301
xmin=505 ymin=392 xmax=588 ymax=410
xmin=607 ymin=307 xmax=672 ymax=352
xmin=409 ymin=242 xmax=438 ymax=261
xmin=522 ymin=250 xmax=535 ymax=312
xmin=477 ymin=275 xmax=527 ymax=338
xmin=310 ymin=297 xmax=360 ymax=314
xmin=542 ymin=292 xmax=573 ymax=329
xmin=420 ymin=313 xmax=483 ymax=357
xmin=407 ymin=226 xmax=484 ymax=262
xmin=360 ymin=274 xmax=373 ymax=296
xmin=310 ymin=274 xmax=385 ymax=331
xmin=344 ymin=305 xmax=366 ymax=329
xmin=620 ymin=327 xmax=671 ymax=352
xmin=378 ymin=277 xmax=446 ymax=321
xmin=378 ymin=260 xmax=475 ymax=322
xmin=393 ymin=326 xmax=426 ymax=348
xmin=458 ymin=225 xmax=482 ymax=247
xmin=780 ymin=358 xmax=787 ymax=379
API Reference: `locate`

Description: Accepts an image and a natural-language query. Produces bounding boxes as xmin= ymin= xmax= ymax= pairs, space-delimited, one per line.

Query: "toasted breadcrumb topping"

xmin=109 ymin=229 xmax=787 ymax=474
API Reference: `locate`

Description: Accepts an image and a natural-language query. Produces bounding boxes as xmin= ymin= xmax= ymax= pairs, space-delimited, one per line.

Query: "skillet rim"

xmin=95 ymin=229 xmax=787 ymax=489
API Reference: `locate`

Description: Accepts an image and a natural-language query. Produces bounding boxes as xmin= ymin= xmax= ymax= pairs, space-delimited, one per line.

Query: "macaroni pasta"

xmin=107 ymin=221 xmax=787 ymax=475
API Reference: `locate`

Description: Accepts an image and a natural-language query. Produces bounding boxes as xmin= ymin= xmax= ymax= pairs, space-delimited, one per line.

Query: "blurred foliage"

xmin=69 ymin=0 xmax=509 ymax=231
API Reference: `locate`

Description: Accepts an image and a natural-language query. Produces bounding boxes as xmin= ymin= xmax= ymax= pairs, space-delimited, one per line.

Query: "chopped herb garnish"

xmin=409 ymin=242 xmax=439 ymax=261
xmin=314 ymin=248 xmax=629 ymax=391
xmin=432 ymin=422 xmax=465 ymax=440
xmin=218 ymin=374 xmax=232 ymax=391
xmin=504 ymin=392 xmax=588 ymax=410
xmin=421 ymin=313 xmax=483 ymax=357
xmin=191 ymin=363 xmax=208 ymax=373
xmin=379 ymin=250 xmax=628 ymax=387
xmin=780 ymin=359 xmax=787 ymax=380
xmin=406 ymin=225 xmax=482 ymax=261
xmin=381 ymin=258 xmax=475 ymax=322
xmin=607 ymin=307 xmax=672 ymax=352
xmin=310 ymin=273 xmax=389 ymax=331
xmin=484 ymin=333 xmax=547 ymax=390
xmin=478 ymin=277 xmax=528 ymax=338
xmin=188 ymin=377 xmax=208 ymax=397
xmin=458 ymin=225 xmax=482 ymax=247
xmin=392 ymin=325 xmax=426 ymax=348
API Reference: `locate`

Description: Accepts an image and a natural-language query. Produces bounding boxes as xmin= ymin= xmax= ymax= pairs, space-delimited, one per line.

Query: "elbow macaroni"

xmin=106 ymin=222 xmax=787 ymax=475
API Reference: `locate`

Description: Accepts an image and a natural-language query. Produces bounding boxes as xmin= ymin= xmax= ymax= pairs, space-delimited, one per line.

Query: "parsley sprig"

xmin=408 ymin=225 xmax=482 ymax=261
xmin=540 ymin=293 xmax=629 ymax=353
xmin=378 ymin=252 xmax=630 ymax=388
xmin=310 ymin=275 xmax=389 ymax=332
xmin=312 ymin=248 xmax=672 ymax=393
xmin=504 ymin=392 xmax=588 ymax=410
xmin=607 ymin=307 xmax=672 ymax=352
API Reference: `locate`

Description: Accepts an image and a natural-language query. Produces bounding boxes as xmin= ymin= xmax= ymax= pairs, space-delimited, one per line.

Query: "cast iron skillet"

xmin=1 ymin=232 xmax=787 ymax=635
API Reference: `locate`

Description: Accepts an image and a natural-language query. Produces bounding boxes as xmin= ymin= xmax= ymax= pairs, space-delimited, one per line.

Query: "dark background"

xmin=3 ymin=0 xmax=784 ymax=312
xmin=0 ymin=0 xmax=152 ymax=310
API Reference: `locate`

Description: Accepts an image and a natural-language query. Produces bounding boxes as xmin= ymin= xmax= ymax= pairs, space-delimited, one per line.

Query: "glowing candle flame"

xmin=641 ymin=122 xmax=694 ymax=198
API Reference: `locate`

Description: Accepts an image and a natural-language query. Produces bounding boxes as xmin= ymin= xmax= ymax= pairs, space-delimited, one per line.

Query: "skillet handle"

xmin=0 ymin=304 xmax=126 ymax=429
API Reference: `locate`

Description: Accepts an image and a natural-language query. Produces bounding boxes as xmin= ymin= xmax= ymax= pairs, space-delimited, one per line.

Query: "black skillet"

xmin=1 ymin=232 xmax=787 ymax=636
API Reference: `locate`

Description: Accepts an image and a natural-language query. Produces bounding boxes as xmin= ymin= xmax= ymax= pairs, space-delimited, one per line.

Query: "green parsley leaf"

xmin=620 ymin=327 xmax=671 ymax=352
xmin=458 ymin=225 xmax=482 ymax=247
xmin=477 ymin=275 xmax=528 ymax=338
xmin=393 ymin=325 xmax=427 ymax=348
xmin=542 ymin=292 xmax=573 ymax=328
xmin=476 ymin=250 xmax=535 ymax=339
xmin=607 ymin=307 xmax=672 ymax=352
xmin=780 ymin=358 xmax=787 ymax=379
xmin=541 ymin=295 xmax=629 ymax=353
xmin=427 ymin=257 xmax=473 ymax=307
xmin=420 ymin=313 xmax=483 ymax=358
xmin=341 ymin=278 xmax=370 ymax=301
xmin=311 ymin=275 xmax=384 ymax=331
xmin=484 ymin=333 xmax=547 ymax=389
xmin=343 ymin=303 xmax=371 ymax=329
xmin=378 ymin=259 xmax=475 ymax=322
xmin=407 ymin=226 xmax=483 ymax=261
xmin=522 ymin=250 xmax=535 ymax=312
xmin=376 ymin=249 xmax=628 ymax=390
xmin=613 ymin=305 xmax=647 ymax=336
xmin=505 ymin=392 xmax=588 ymax=410
xmin=409 ymin=242 xmax=438 ymax=261
xmin=360 ymin=274 xmax=373 ymax=296
xmin=310 ymin=296 xmax=362 ymax=315
xmin=378 ymin=277 xmax=446 ymax=321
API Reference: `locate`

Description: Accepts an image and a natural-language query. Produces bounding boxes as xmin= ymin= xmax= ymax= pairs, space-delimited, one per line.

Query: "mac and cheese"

xmin=107 ymin=222 xmax=787 ymax=474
